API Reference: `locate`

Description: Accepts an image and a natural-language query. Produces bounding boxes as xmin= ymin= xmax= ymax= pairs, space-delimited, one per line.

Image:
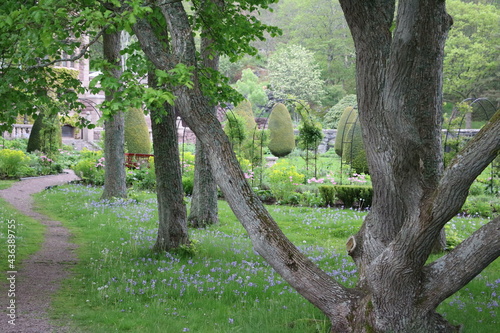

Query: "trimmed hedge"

xmin=318 ymin=185 xmax=373 ymax=208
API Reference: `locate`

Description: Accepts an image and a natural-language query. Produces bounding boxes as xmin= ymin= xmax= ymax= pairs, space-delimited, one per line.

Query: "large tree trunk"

xmin=188 ymin=16 xmax=221 ymax=228
xmin=101 ymin=30 xmax=127 ymax=200
xmin=133 ymin=1 xmax=500 ymax=332
xmin=148 ymin=70 xmax=189 ymax=251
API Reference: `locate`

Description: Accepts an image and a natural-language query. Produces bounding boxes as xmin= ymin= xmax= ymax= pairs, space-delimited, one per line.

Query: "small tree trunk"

xmin=189 ymin=141 xmax=219 ymax=228
xmin=149 ymin=73 xmax=189 ymax=251
xmin=101 ymin=30 xmax=126 ymax=199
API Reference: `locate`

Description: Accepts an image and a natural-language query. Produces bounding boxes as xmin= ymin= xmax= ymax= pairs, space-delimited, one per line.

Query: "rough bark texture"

xmin=189 ymin=141 xmax=219 ymax=228
xmin=101 ymin=30 xmax=127 ymax=199
xmin=339 ymin=0 xmax=500 ymax=331
xmin=188 ymin=18 xmax=220 ymax=228
xmin=149 ymin=71 xmax=189 ymax=251
xmin=131 ymin=1 xmax=500 ymax=332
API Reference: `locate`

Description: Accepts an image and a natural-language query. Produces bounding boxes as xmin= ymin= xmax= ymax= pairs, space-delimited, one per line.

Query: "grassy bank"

xmin=35 ymin=184 xmax=498 ymax=332
xmin=0 ymin=193 xmax=45 ymax=273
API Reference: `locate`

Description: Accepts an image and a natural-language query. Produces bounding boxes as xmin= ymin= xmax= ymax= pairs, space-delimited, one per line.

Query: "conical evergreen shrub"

xmin=124 ymin=108 xmax=151 ymax=154
xmin=268 ymin=103 xmax=295 ymax=157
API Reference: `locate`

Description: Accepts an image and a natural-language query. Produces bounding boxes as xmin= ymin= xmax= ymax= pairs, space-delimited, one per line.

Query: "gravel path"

xmin=0 ymin=170 xmax=80 ymax=333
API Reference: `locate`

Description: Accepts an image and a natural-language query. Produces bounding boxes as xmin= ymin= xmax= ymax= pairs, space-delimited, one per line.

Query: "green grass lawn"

xmin=34 ymin=184 xmax=498 ymax=332
xmin=0 ymin=198 xmax=45 ymax=273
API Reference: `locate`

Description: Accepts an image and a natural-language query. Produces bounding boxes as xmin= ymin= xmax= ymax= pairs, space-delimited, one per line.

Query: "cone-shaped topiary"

xmin=334 ymin=106 xmax=358 ymax=157
xmin=124 ymin=108 xmax=151 ymax=154
xmin=27 ymin=113 xmax=44 ymax=153
xmin=344 ymin=119 xmax=369 ymax=174
xmin=234 ymin=99 xmax=257 ymax=134
xmin=334 ymin=107 xmax=369 ymax=174
xmin=40 ymin=113 xmax=62 ymax=157
xmin=268 ymin=103 xmax=295 ymax=157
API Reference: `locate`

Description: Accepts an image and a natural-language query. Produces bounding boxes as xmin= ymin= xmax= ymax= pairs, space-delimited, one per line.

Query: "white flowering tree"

xmin=268 ymin=44 xmax=325 ymax=105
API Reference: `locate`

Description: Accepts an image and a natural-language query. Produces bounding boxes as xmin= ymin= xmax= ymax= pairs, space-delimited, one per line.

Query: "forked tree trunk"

xmin=133 ymin=1 xmax=500 ymax=332
xmin=101 ymin=30 xmax=127 ymax=200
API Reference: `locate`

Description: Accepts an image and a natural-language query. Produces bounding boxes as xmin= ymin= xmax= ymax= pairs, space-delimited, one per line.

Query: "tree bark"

xmin=188 ymin=10 xmax=221 ymax=228
xmin=149 ymin=98 xmax=189 ymax=251
xmin=101 ymin=30 xmax=127 ymax=200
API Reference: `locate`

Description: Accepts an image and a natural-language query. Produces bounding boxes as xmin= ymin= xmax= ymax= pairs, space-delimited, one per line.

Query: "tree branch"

xmin=431 ymin=110 xmax=500 ymax=227
xmin=421 ymin=216 xmax=500 ymax=311
xmin=27 ymin=27 xmax=108 ymax=70
xmin=132 ymin=18 xmax=173 ymax=70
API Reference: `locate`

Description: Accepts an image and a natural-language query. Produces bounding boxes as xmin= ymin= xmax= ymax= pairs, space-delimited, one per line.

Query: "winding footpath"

xmin=0 ymin=170 xmax=80 ymax=333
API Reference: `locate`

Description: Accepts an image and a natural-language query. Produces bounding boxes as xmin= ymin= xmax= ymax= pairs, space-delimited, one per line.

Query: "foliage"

xmin=334 ymin=106 xmax=357 ymax=156
xmin=223 ymin=112 xmax=247 ymax=148
xmin=270 ymin=0 xmax=356 ymax=96
xmin=323 ymin=94 xmax=357 ymax=129
xmin=333 ymin=185 xmax=373 ymax=209
xmin=28 ymin=153 xmax=63 ymax=176
xmin=233 ymin=99 xmax=258 ymax=135
xmin=297 ymin=111 xmax=323 ymax=152
xmin=268 ymin=103 xmax=295 ymax=157
xmin=234 ymin=69 xmax=268 ymax=113
xmin=39 ymin=112 xmax=62 ymax=157
xmin=318 ymin=185 xmax=335 ymax=207
xmin=126 ymin=157 xmax=156 ymax=191
xmin=26 ymin=111 xmax=62 ymax=157
xmin=268 ymin=44 xmax=325 ymax=105
xmin=0 ymin=1 xmax=91 ymax=132
xmin=443 ymin=0 xmax=500 ymax=103
xmin=333 ymin=107 xmax=368 ymax=174
xmin=343 ymin=118 xmax=369 ymax=174
xmin=26 ymin=114 xmax=44 ymax=153
xmin=124 ymin=108 xmax=151 ymax=154
xmin=73 ymin=154 xmax=105 ymax=186
xmin=460 ymin=195 xmax=498 ymax=218
xmin=0 ymin=149 xmax=30 ymax=178
xmin=267 ymin=158 xmax=305 ymax=203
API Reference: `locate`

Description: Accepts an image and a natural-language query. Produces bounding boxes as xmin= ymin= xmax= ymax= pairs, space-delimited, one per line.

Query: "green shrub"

xmin=224 ymin=112 xmax=247 ymax=148
xmin=334 ymin=185 xmax=373 ymax=208
xmin=0 ymin=149 xmax=30 ymax=178
xmin=234 ymin=99 xmax=257 ymax=134
xmin=126 ymin=157 xmax=156 ymax=191
xmin=27 ymin=114 xmax=44 ymax=153
xmin=334 ymin=106 xmax=357 ymax=156
xmin=344 ymin=120 xmax=369 ymax=174
xmin=334 ymin=107 xmax=369 ymax=174
xmin=324 ymin=94 xmax=357 ymax=129
xmin=234 ymin=69 xmax=268 ymax=113
xmin=268 ymin=103 xmax=295 ymax=157
xmin=124 ymin=108 xmax=151 ymax=154
xmin=268 ymin=158 xmax=304 ymax=202
xmin=40 ymin=113 xmax=62 ymax=157
xmin=182 ymin=175 xmax=194 ymax=196
xmin=460 ymin=195 xmax=495 ymax=218
xmin=73 ymin=158 xmax=105 ymax=186
xmin=318 ymin=185 xmax=336 ymax=207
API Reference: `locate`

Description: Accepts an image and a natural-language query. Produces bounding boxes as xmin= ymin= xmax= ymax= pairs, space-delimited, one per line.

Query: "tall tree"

xmin=271 ymin=0 xmax=356 ymax=92
xmin=443 ymin=0 xmax=500 ymax=104
xmin=133 ymin=1 xmax=499 ymax=332
xmin=188 ymin=0 xmax=223 ymax=228
xmin=101 ymin=30 xmax=127 ymax=199
xmin=148 ymin=72 xmax=189 ymax=251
